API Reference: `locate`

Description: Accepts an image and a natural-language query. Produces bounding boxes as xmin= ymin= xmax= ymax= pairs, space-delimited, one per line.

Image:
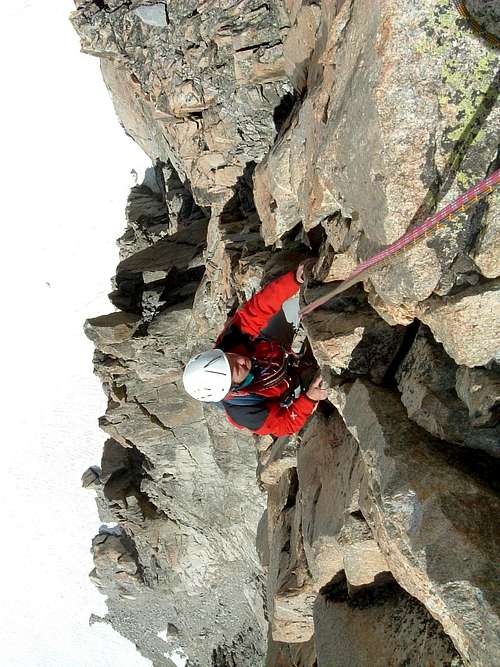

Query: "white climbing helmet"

xmin=182 ymin=349 xmax=232 ymax=402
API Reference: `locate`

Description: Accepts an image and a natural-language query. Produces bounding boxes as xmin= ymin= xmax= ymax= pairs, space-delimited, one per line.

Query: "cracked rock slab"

xmin=396 ymin=325 xmax=500 ymax=457
xmin=314 ymin=581 xmax=463 ymax=667
xmin=417 ymin=279 xmax=500 ymax=367
xmin=342 ymin=380 xmax=500 ymax=667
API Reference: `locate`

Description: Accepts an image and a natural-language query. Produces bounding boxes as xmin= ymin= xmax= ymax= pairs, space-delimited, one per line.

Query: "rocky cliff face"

xmin=72 ymin=1 xmax=499 ymax=665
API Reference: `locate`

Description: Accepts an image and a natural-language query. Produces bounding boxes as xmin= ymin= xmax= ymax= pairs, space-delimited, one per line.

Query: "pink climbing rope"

xmin=300 ymin=168 xmax=500 ymax=316
xmin=453 ymin=0 xmax=500 ymax=49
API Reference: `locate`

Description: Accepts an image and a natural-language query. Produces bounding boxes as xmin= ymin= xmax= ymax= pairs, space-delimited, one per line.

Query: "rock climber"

xmin=182 ymin=264 xmax=328 ymax=436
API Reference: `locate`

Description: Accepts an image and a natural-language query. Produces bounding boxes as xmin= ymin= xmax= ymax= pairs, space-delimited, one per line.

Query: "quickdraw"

xmin=300 ymin=168 xmax=500 ymax=317
xmin=453 ymin=0 xmax=500 ymax=49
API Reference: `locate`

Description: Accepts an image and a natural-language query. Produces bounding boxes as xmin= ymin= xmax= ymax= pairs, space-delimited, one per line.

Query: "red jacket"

xmin=215 ymin=271 xmax=316 ymax=436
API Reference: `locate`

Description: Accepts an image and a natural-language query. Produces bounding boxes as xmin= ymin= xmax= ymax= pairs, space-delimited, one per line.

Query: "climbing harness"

xmin=300 ymin=168 xmax=500 ymax=317
xmin=225 ymin=335 xmax=313 ymax=407
xmin=223 ymin=336 xmax=289 ymax=397
xmin=453 ymin=1 xmax=500 ymax=49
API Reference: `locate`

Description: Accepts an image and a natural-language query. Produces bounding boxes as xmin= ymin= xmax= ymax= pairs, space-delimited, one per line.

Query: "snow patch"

xmin=157 ymin=628 xmax=169 ymax=642
xmin=164 ymin=648 xmax=188 ymax=667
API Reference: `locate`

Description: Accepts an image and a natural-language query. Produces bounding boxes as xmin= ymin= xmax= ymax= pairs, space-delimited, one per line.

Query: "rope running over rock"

xmin=300 ymin=168 xmax=500 ymax=316
xmin=453 ymin=0 xmax=500 ymax=48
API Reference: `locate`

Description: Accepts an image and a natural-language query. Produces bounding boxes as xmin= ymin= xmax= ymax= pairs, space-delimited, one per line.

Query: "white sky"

xmin=0 ymin=2 xmax=155 ymax=665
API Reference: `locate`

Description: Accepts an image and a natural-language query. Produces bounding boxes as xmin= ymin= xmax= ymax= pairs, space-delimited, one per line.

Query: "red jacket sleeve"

xmin=230 ymin=271 xmax=300 ymax=337
xmin=252 ymin=394 xmax=317 ymax=436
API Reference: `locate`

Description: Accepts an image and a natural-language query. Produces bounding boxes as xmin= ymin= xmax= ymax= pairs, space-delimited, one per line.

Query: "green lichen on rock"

xmin=416 ymin=0 xmax=498 ymax=150
xmin=415 ymin=0 xmax=499 ymax=203
xmin=441 ymin=56 xmax=498 ymax=143
xmin=430 ymin=4 xmax=497 ymax=126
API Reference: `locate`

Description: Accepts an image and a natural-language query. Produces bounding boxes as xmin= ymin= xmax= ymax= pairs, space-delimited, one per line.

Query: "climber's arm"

xmin=230 ymin=270 xmax=301 ymax=337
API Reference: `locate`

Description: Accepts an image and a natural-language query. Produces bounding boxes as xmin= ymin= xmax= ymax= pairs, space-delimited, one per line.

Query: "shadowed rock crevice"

xmin=273 ymin=91 xmax=301 ymax=133
xmin=315 ymin=578 xmax=463 ymax=666
xmin=220 ymin=161 xmax=258 ymax=222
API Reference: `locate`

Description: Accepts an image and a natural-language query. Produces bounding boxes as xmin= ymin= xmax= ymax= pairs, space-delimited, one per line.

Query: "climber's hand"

xmin=306 ymin=372 xmax=328 ymax=402
xmin=296 ymin=259 xmax=315 ymax=284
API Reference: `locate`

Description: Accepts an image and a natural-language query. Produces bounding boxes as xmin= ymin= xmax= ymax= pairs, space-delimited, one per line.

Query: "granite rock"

xmin=254 ymin=0 xmax=500 ymax=309
xmin=71 ymin=0 xmax=294 ymax=207
xmin=456 ymin=365 xmax=500 ymax=428
xmin=342 ymin=380 xmax=500 ymax=667
xmin=315 ymin=580 xmax=463 ymax=667
xmin=72 ymin=0 xmax=500 ymax=664
xmin=417 ymin=279 xmax=500 ymax=367
xmin=397 ymin=325 xmax=500 ymax=457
